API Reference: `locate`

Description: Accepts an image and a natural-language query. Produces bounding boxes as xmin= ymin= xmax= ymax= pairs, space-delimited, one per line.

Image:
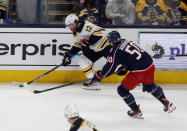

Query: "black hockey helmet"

xmin=107 ymin=31 xmax=121 ymax=45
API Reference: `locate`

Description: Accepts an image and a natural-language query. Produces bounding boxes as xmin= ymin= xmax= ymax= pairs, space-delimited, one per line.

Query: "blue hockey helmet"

xmin=107 ymin=31 xmax=121 ymax=45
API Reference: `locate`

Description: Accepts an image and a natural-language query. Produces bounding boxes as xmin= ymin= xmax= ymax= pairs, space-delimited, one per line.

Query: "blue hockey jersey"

xmin=99 ymin=39 xmax=153 ymax=78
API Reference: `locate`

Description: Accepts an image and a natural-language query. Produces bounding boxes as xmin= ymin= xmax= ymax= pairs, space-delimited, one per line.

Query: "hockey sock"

xmin=76 ymin=55 xmax=94 ymax=79
xmin=117 ymin=85 xmax=138 ymax=111
xmin=151 ymin=85 xmax=166 ymax=104
xmin=82 ymin=65 xmax=94 ymax=78
xmin=123 ymin=93 xmax=139 ymax=111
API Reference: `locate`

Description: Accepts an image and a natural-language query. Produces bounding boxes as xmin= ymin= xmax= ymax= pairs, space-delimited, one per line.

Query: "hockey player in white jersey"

xmin=63 ymin=13 xmax=111 ymax=90
xmin=64 ymin=104 xmax=98 ymax=131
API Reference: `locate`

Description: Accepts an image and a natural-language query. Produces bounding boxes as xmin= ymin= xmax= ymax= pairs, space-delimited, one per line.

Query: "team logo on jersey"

xmin=107 ymin=56 xmax=113 ymax=63
xmin=151 ymin=42 xmax=165 ymax=59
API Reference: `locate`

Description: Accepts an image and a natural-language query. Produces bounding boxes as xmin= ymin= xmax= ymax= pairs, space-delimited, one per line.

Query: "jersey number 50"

xmin=125 ymin=42 xmax=143 ymax=60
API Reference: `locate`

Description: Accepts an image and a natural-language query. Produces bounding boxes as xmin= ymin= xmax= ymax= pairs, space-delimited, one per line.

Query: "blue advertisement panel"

xmin=139 ymin=32 xmax=187 ymax=71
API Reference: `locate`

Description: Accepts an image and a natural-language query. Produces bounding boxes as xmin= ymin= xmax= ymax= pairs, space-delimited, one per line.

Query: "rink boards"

xmin=0 ymin=28 xmax=187 ymax=84
xmin=0 ymin=70 xmax=187 ymax=84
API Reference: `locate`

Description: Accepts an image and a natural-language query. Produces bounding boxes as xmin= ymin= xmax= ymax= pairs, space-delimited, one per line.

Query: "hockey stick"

xmin=33 ymin=78 xmax=91 ymax=94
xmin=19 ymin=53 xmax=79 ymax=87
xmin=33 ymin=69 xmax=128 ymax=94
xmin=161 ymin=54 xmax=187 ymax=57
xmin=151 ymin=54 xmax=187 ymax=59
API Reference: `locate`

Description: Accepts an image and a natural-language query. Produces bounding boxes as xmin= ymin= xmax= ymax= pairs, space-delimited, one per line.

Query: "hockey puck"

xmin=19 ymin=85 xmax=24 ymax=87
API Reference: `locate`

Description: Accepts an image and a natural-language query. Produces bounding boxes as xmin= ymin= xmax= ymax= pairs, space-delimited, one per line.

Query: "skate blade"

xmin=131 ymin=114 xmax=144 ymax=119
xmin=168 ymin=106 xmax=176 ymax=113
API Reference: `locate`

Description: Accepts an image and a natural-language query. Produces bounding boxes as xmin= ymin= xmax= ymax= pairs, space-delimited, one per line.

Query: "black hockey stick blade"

xmin=33 ymin=90 xmax=42 ymax=94
xmin=33 ymin=78 xmax=91 ymax=94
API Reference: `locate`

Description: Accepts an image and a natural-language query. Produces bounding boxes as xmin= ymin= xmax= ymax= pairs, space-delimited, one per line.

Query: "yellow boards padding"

xmin=102 ymin=71 xmax=187 ymax=84
xmin=154 ymin=71 xmax=187 ymax=84
xmin=0 ymin=70 xmax=187 ymax=84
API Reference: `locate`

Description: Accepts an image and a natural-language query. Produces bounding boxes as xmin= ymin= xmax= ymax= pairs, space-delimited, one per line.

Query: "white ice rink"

xmin=0 ymin=83 xmax=186 ymax=131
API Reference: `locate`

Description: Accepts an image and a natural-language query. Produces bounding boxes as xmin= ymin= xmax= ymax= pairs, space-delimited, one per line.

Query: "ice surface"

xmin=0 ymin=83 xmax=186 ymax=131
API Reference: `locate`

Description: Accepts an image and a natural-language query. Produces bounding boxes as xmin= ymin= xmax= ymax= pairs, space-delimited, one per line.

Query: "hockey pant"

xmin=76 ymin=54 xmax=94 ymax=79
xmin=77 ymin=46 xmax=111 ymax=79
xmin=82 ymin=45 xmax=111 ymax=63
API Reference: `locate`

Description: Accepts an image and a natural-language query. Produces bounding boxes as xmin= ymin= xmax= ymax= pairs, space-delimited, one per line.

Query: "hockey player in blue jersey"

xmin=87 ymin=31 xmax=176 ymax=119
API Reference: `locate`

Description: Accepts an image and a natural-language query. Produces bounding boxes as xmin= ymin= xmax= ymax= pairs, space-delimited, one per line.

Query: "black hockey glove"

xmin=116 ymin=66 xmax=128 ymax=76
xmin=62 ymin=52 xmax=72 ymax=66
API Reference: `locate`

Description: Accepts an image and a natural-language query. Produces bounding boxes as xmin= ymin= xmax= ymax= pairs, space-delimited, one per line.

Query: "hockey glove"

xmin=116 ymin=66 xmax=128 ymax=76
xmin=62 ymin=52 xmax=72 ymax=66
xmin=93 ymin=71 xmax=103 ymax=82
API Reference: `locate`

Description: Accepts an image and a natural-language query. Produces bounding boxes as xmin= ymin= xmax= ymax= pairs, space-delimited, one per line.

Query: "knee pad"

xmin=143 ymin=83 xmax=155 ymax=93
xmin=117 ymin=85 xmax=130 ymax=97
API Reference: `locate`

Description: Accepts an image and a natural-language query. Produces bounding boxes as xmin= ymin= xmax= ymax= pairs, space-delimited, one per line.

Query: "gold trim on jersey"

xmin=0 ymin=7 xmax=5 ymax=10
xmin=181 ymin=1 xmax=187 ymax=11
xmin=80 ymin=120 xmax=86 ymax=128
xmin=73 ymin=32 xmax=80 ymax=38
xmin=97 ymin=35 xmax=108 ymax=51
xmin=95 ymin=28 xmax=105 ymax=32
xmin=0 ymin=2 xmax=7 ymax=6
xmin=0 ymin=2 xmax=7 ymax=11
xmin=74 ymin=42 xmax=82 ymax=48
xmin=78 ymin=11 xmax=84 ymax=17
xmin=93 ymin=32 xmax=103 ymax=35
xmin=92 ymin=28 xmax=105 ymax=35
xmin=95 ymin=9 xmax=98 ymax=13
xmin=103 ymin=42 xmax=109 ymax=48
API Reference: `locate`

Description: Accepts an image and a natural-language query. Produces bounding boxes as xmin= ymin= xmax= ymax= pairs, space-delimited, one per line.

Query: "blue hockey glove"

xmin=83 ymin=71 xmax=102 ymax=87
xmin=93 ymin=71 xmax=102 ymax=82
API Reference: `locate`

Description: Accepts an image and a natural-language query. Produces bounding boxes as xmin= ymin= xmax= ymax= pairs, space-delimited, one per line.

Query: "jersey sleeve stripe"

xmin=80 ymin=120 xmax=87 ymax=128
xmin=96 ymin=35 xmax=108 ymax=51
xmin=74 ymin=42 xmax=82 ymax=48
xmin=103 ymin=43 xmax=122 ymax=77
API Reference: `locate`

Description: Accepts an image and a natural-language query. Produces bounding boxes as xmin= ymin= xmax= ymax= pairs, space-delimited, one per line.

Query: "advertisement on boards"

xmin=139 ymin=32 xmax=187 ymax=71
xmin=0 ymin=31 xmax=107 ymax=70
xmin=0 ymin=32 xmax=79 ymax=70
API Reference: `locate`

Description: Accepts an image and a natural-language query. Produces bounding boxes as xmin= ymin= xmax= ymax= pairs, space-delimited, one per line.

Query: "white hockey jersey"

xmin=73 ymin=20 xmax=109 ymax=52
xmin=69 ymin=117 xmax=98 ymax=131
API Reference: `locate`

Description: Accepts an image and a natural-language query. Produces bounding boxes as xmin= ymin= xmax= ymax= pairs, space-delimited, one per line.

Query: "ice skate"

xmin=127 ymin=105 xmax=144 ymax=119
xmin=83 ymin=80 xmax=101 ymax=91
xmin=162 ymin=98 xmax=176 ymax=113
